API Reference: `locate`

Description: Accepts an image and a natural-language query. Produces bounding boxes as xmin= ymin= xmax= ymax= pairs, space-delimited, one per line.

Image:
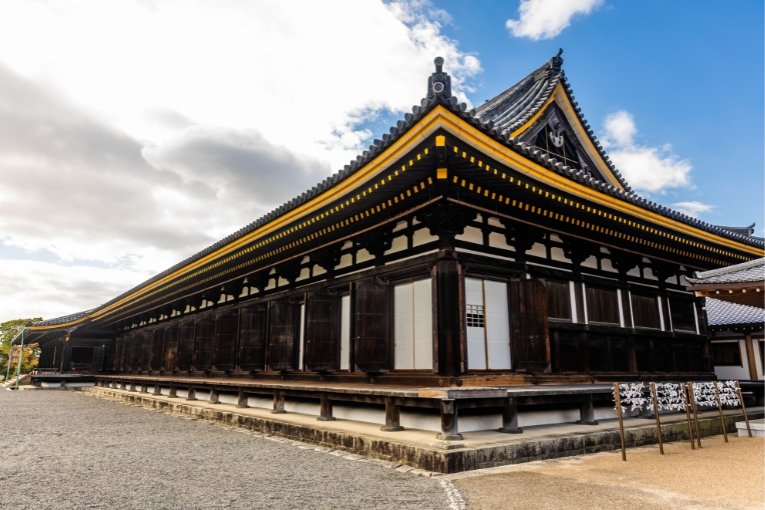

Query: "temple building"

xmin=24 ymin=53 xmax=764 ymax=433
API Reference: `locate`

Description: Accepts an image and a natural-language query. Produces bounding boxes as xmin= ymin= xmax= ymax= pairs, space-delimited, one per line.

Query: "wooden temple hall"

xmin=25 ymin=53 xmax=765 ymax=436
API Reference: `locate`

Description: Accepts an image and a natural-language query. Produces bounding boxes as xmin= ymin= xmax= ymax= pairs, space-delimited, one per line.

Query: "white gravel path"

xmin=0 ymin=389 xmax=449 ymax=510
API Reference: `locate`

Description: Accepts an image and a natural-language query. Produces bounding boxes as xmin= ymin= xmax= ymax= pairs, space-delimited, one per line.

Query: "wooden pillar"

xmin=153 ymin=385 xmax=162 ymax=396
xmin=168 ymin=386 xmax=177 ymax=398
xmin=744 ymin=334 xmax=758 ymax=380
xmin=498 ymin=397 xmax=522 ymax=433
xmin=186 ymin=387 xmax=196 ymax=401
xmin=272 ymin=390 xmax=286 ymax=413
xmin=381 ymin=397 xmax=403 ymax=431
xmin=318 ymin=394 xmax=335 ymax=421
xmin=209 ymin=388 xmax=219 ymax=404
xmin=140 ymin=384 xmax=148 ymax=394
xmin=61 ymin=343 xmax=72 ymax=372
xmin=576 ymin=394 xmax=598 ymax=425
xmin=437 ymin=399 xmax=463 ymax=440
xmin=434 ymin=253 xmax=464 ymax=376
xmin=237 ymin=390 xmax=248 ymax=408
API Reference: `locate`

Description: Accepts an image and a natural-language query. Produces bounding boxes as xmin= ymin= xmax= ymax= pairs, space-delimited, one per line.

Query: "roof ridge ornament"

xmin=550 ymin=48 xmax=563 ymax=71
xmin=427 ymin=56 xmax=452 ymax=100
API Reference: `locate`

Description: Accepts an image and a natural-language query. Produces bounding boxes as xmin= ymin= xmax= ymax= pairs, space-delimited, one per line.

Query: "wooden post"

xmin=613 ymin=383 xmax=627 ymax=461
xmin=318 ymin=394 xmax=335 ymax=421
xmin=168 ymin=386 xmax=177 ymax=398
xmin=381 ymin=397 xmax=403 ymax=431
xmin=712 ymin=382 xmax=728 ymax=442
xmin=434 ymin=256 xmax=464 ymax=376
xmin=576 ymin=394 xmax=598 ymax=425
xmin=209 ymin=388 xmax=219 ymax=405
xmin=649 ymin=383 xmax=664 ymax=454
xmin=681 ymin=384 xmax=696 ymax=450
xmin=140 ymin=384 xmax=148 ymax=394
xmin=237 ymin=390 xmax=248 ymax=409
xmin=735 ymin=382 xmax=752 ymax=437
xmin=744 ymin=334 xmax=758 ymax=381
xmin=186 ymin=387 xmax=196 ymax=401
xmin=153 ymin=385 xmax=162 ymax=396
xmin=498 ymin=396 xmax=523 ymax=433
xmin=437 ymin=399 xmax=463 ymax=441
xmin=272 ymin=390 xmax=285 ymax=413
xmin=687 ymin=382 xmax=702 ymax=448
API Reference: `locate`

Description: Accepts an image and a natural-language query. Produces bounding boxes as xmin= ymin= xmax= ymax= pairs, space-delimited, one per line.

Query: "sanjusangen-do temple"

xmin=23 ymin=52 xmax=765 ymax=438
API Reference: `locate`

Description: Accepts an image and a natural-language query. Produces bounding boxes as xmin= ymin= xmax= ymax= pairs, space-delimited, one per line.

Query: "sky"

xmin=0 ymin=0 xmax=762 ymax=323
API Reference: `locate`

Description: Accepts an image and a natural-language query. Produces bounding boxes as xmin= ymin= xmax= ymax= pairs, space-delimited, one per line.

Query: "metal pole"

xmin=14 ymin=328 xmax=25 ymax=390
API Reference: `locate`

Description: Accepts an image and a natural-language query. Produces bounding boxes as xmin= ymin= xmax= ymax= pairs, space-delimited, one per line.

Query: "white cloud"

xmin=602 ymin=110 xmax=694 ymax=194
xmin=671 ymin=201 xmax=715 ymax=218
xmin=506 ymin=0 xmax=603 ymax=40
xmin=0 ymin=0 xmax=482 ymax=323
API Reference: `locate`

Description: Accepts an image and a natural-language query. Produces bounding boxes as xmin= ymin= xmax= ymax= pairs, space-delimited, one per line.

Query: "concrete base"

xmin=81 ymin=387 xmax=764 ymax=474
xmin=736 ymin=418 xmax=764 ymax=437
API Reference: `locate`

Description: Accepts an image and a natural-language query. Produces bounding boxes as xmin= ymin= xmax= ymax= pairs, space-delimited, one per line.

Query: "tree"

xmin=0 ymin=318 xmax=42 ymax=379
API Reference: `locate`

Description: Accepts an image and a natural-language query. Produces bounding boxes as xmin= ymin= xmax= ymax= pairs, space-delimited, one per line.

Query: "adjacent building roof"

xmin=706 ymin=297 xmax=765 ymax=331
xmin=687 ymin=258 xmax=765 ymax=307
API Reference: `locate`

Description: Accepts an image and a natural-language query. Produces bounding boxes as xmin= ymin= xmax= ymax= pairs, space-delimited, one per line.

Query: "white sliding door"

xmin=465 ymin=277 xmax=511 ymax=370
xmin=339 ymin=294 xmax=351 ymax=370
xmin=394 ymin=278 xmax=433 ymax=370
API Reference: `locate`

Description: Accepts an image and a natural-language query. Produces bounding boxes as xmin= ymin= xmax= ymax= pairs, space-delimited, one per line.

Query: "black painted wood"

xmin=267 ymin=299 xmax=300 ymax=371
xmin=213 ymin=311 xmax=239 ymax=371
xmin=193 ymin=316 xmax=215 ymax=371
xmin=304 ymin=291 xmax=340 ymax=372
xmin=150 ymin=328 xmax=165 ymax=371
xmin=176 ymin=320 xmax=195 ymax=371
xmin=238 ymin=304 xmax=268 ymax=371
xmin=163 ymin=324 xmax=179 ymax=372
xmin=509 ymin=279 xmax=550 ymax=372
xmin=354 ymin=279 xmax=391 ymax=372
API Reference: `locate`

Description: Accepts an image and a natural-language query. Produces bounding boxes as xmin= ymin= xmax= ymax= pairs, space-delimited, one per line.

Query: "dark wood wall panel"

xmin=163 ymin=324 xmax=179 ymax=372
xmin=150 ymin=328 xmax=165 ymax=371
xmin=141 ymin=334 xmax=153 ymax=371
xmin=631 ymin=293 xmax=660 ymax=329
xmin=193 ymin=316 xmax=215 ymax=371
xmin=585 ymin=286 xmax=620 ymax=325
xmin=238 ymin=304 xmax=268 ymax=371
xmin=304 ymin=291 xmax=340 ymax=372
xmin=213 ymin=311 xmax=239 ymax=371
xmin=177 ymin=320 xmax=195 ymax=371
xmin=509 ymin=279 xmax=550 ymax=371
xmin=354 ymin=279 xmax=391 ymax=372
xmin=267 ymin=300 xmax=300 ymax=371
xmin=545 ymin=280 xmax=572 ymax=320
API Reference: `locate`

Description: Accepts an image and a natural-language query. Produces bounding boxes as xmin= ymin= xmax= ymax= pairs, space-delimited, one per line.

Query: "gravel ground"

xmin=451 ymin=434 xmax=764 ymax=510
xmin=0 ymin=390 xmax=448 ymax=510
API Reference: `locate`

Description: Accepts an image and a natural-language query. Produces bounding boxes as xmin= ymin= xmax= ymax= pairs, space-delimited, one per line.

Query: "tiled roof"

xmin=42 ymin=52 xmax=765 ymax=327
xmin=706 ymin=297 xmax=765 ymax=328
xmin=473 ymin=49 xmax=631 ymax=191
xmin=32 ymin=310 xmax=93 ymax=327
xmin=688 ymin=258 xmax=765 ymax=285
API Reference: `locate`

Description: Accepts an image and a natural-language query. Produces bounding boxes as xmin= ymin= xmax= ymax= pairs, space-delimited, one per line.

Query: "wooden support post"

xmin=209 ymin=388 xmax=219 ymax=405
xmin=712 ymin=383 xmax=728 ymax=442
xmin=735 ymin=382 xmax=752 ymax=437
xmin=650 ymin=383 xmax=664 ymax=454
xmin=168 ymin=386 xmax=177 ymax=398
xmin=613 ymin=383 xmax=627 ymax=461
xmin=744 ymin=334 xmax=758 ymax=381
xmin=434 ymin=256 xmax=465 ymax=376
xmin=153 ymin=385 xmax=162 ymax=396
xmin=381 ymin=397 xmax=403 ymax=431
xmin=186 ymin=387 xmax=196 ymax=401
xmin=576 ymin=394 xmax=598 ymax=425
xmin=437 ymin=399 xmax=463 ymax=441
xmin=498 ymin=396 xmax=522 ymax=433
xmin=681 ymin=384 xmax=696 ymax=449
xmin=140 ymin=384 xmax=148 ymax=394
xmin=318 ymin=394 xmax=335 ymax=421
xmin=272 ymin=391 xmax=285 ymax=413
xmin=237 ymin=390 xmax=248 ymax=409
xmin=687 ymin=382 xmax=702 ymax=448
xmin=128 ymin=382 xmax=136 ymax=392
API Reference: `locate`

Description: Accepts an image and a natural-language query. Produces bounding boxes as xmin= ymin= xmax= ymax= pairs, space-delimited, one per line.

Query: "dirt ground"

xmin=451 ymin=435 xmax=764 ymax=510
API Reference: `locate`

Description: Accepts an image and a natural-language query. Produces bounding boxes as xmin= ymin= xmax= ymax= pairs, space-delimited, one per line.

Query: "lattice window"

xmin=466 ymin=304 xmax=485 ymax=328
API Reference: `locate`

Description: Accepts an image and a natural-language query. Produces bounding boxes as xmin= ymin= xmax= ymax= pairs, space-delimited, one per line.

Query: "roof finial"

xmin=550 ymin=48 xmax=564 ymax=70
xmin=427 ymin=56 xmax=452 ymax=100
